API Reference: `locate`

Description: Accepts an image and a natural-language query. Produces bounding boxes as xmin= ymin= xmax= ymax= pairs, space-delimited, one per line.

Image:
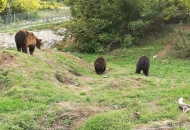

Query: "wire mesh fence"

xmin=0 ymin=7 xmax=71 ymax=32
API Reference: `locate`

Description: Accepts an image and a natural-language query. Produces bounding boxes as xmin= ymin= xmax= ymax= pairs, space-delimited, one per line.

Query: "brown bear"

xmin=15 ymin=30 xmax=42 ymax=55
xmin=94 ymin=56 xmax=106 ymax=74
xmin=135 ymin=56 xmax=150 ymax=76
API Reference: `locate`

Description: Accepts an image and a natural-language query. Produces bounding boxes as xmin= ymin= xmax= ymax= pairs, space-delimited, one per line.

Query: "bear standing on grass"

xmin=94 ymin=56 xmax=106 ymax=74
xmin=15 ymin=30 xmax=42 ymax=55
xmin=135 ymin=56 xmax=150 ymax=76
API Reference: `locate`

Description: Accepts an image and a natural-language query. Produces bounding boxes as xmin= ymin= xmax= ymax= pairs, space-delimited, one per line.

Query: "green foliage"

xmin=0 ymin=0 xmax=6 ymax=13
xmin=0 ymin=16 xmax=4 ymax=26
xmin=63 ymin=0 xmax=74 ymax=5
xmin=65 ymin=0 xmax=190 ymax=53
xmin=66 ymin=0 xmax=140 ymax=53
xmin=128 ymin=20 xmax=150 ymax=36
xmin=173 ymin=24 xmax=190 ymax=59
xmin=29 ymin=11 xmax=41 ymax=20
xmin=122 ymin=34 xmax=135 ymax=48
xmin=39 ymin=1 xmax=61 ymax=10
xmin=7 ymin=0 xmax=40 ymax=13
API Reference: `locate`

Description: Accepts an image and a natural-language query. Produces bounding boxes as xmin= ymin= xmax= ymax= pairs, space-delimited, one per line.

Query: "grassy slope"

xmin=0 ymin=25 xmax=190 ymax=129
xmin=74 ymin=28 xmax=190 ymax=129
xmin=0 ymin=49 xmax=94 ymax=129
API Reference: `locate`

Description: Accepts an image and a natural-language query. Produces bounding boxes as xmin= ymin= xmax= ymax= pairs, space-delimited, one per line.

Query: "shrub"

xmin=122 ymin=34 xmax=135 ymax=48
xmin=173 ymin=29 xmax=190 ymax=59
xmin=65 ymin=0 xmax=190 ymax=53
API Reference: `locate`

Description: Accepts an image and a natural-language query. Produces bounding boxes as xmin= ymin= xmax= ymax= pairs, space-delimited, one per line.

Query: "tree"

xmin=0 ymin=0 xmax=40 ymax=14
xmin=10 ymin=0 xmax=40 ymax=13
xmin=65 ymin=0 xmax=141 ymax=53
xmin=65 ymin=0 xmax=190 ymax=53
xmin=0 ymin=0 xmax=7 ymax=13
xmin=63 ymin=0 xmax=74 ymax=5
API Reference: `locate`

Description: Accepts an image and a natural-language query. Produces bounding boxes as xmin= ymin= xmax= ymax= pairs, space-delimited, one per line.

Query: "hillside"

xmin=1 ymin=25 xmax=190 ymax=129
xmin=0 ymin=49 xmax=97 ymax=129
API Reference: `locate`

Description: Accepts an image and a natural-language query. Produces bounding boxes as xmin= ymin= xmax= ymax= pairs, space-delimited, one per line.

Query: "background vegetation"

xmin=1 ymin=0 xmax=190 ymax=129
xmin=0 ymin=0 xmax=7 ymax=13
xmin=1 ymin=26 xmax=190 ymax=129
xmin=65 ymin=0 xmax=190 ymax=53
xmin=1 ymin=0 xmax=65 ymax=15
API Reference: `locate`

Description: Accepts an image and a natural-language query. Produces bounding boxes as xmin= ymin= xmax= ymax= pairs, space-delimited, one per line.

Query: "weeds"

xmin=0 ymin=69 xmax=13 ymax=90
xmin=173 ymin=24 xmax=190 ymax=58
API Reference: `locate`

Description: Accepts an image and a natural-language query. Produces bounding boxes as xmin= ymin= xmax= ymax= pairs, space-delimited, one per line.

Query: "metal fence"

xmin=0 ymin=7 xmax=71 ymax=32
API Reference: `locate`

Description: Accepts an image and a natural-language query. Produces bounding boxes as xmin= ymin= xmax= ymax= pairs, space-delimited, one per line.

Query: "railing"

xmin=0 ymin=7 xmax=71 ymax=32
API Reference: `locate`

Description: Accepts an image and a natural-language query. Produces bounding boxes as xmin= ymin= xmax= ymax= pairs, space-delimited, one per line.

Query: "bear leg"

xmin=17 ymin=46 xmax=21 ymax=52
xmin=96 ymin=68 xmax=102 ymax=75
xmin=96 ymin=71 xmax=100 ymax=74
xmin=15 ymin=42 xmax=21 ymax=52
xmin=22 ymin=46 xmax=28 ymax=54
xmin=95 ymin=68 xmax=100 ymax=75
xmin=103 ymin=67 xmax=106 ymax=72
xmin=102 ymin=68 xmax=105 ymax=74
xmin=143 ymin=69 xmax=148 ymax=76
xmin=135 ymin=68 xmax=141 ymax=74
xmin=29 ymin=47 xmax=35 ymax=55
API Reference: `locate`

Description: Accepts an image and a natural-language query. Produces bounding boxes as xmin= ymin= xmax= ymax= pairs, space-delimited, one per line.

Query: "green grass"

xmin=73 ymin=31 xmax=190 ymax=129
xmin=0 ymin=26 xmax=190 ymax=129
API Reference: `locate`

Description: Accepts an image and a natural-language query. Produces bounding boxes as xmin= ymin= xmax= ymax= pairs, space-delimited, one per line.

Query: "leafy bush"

xmin=10 ymin=0 xmax=41 ymax=13
xmin=65 ymin=0 xmax=190 ymax=53
xmin=0 ymin=16 xmax=4 ymax=26
xmin=39 ymin=1 xmax=60 ymax=10
xmin=0 ymin=0 xmax=6 ymax=13
xmin=0 ymin=0 xmax=40 ymax=15
xmin=173 ymin=28 xmax=190 ymax=59
xmin=29 ymin=11 xmax=41 ymax=20
xmin=63 ymin=0 xmax=74 ymax=6
xmin=122 ymin=34 xmax=135 ymax=48
xmin=65 ymin=0 xmax=140 ymax=53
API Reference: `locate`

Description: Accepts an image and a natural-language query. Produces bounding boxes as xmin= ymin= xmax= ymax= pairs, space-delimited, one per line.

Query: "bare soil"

xmin=157 ymin=44 xmax=172 ymax=58
xmin=0 ymin=51 xmax=15 ymax=68
xmin=53 ymin=101 xmax=112 ymax=130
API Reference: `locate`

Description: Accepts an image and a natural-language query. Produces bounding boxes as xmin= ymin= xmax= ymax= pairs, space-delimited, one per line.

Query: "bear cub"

xmin=135 ymin=56 xmax=150 ymax=76
xmin=15 ymin=30 xmax=42 ymax=55
xmin=94 ymin=56 xmax=106 ymax=74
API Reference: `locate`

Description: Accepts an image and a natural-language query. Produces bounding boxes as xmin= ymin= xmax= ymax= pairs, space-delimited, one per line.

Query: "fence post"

xmin=188 ymin=9 xmax=190 ymax=24
xmin=14 ymin=12 xmax=15 ymax=26
xmin=5 ymin=15 xmax=7 ymax=27
xmin=67 ymin=6 xmax=68 ymax=17
xmin=28 ymin=12 xmax=29 ymax=24
xmin=42 ymin=10 xmax=44 ymax=20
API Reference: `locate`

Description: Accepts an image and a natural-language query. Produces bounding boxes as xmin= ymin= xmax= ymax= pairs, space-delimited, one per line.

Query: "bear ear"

xmin=39 ymin=39 xmax=42 ymax=42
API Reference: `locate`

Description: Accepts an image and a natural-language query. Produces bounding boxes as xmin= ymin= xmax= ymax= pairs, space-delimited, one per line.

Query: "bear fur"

xmin=94 ymin=56 xmax=106 ymax=74
xmin=15 ymin=30 xmax=42 ymax=55
xmin=135 ymin=56 xmax=150 ymax=76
